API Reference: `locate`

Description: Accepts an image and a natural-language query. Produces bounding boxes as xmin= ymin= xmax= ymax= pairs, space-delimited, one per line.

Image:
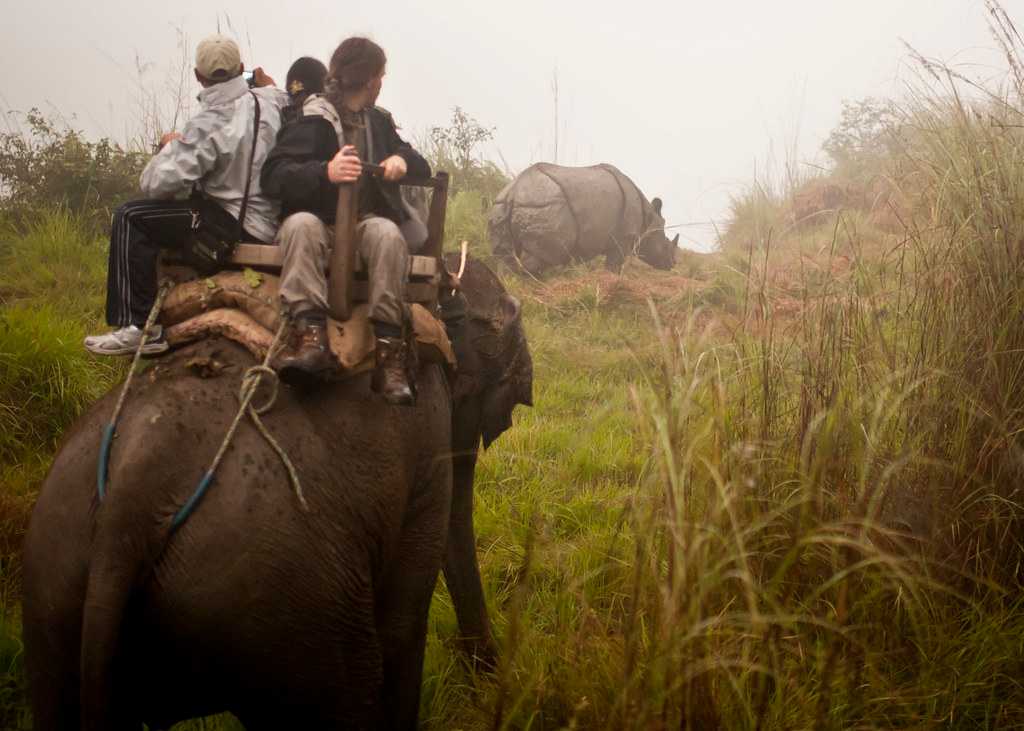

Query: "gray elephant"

xmin=21 ymin=256 xmax=532 ymax=730
xmin=488 ymin=162 xmax=679 ymax=275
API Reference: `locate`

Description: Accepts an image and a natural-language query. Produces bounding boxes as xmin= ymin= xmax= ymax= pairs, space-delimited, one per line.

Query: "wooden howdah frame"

xmin=223 ymin=170 xmax=450 ymax=321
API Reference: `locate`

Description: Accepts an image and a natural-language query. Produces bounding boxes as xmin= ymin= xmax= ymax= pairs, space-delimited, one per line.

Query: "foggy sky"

xmin=1 ymin=1 xmax=1002 ymax=251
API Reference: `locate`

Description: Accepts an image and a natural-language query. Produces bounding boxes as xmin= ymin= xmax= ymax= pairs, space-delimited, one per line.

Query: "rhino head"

xmin=637 ymin=197 xmax=678 ymax=271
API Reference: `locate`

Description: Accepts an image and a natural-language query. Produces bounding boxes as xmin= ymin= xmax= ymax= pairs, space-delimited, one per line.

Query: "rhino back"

xmin=494 ymin=164 xmax=662 ymax=267
xmin=494 ymin=165 xmax=576 ymax=268
xmin=525 ymin=164 xmax=614 ymax=260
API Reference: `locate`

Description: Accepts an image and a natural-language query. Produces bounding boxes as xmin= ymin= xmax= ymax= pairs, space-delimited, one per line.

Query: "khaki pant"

xmin=276 ymin=212 xmax=408 ymax=327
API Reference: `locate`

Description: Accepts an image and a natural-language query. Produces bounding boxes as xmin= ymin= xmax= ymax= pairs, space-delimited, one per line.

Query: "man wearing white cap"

xmin=85 ymin=34 xmax=288 ymax=355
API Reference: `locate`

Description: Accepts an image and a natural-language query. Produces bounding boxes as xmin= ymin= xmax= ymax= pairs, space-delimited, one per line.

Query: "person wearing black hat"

xmin=282 ymin=56 xmax=328 ymax=125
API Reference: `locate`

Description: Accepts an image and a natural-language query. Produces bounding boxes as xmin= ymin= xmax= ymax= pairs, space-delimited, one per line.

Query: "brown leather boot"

xmin=277 ymin=313 xmax=336 ymax=385
xmin=371 ymin=336 xmax=415 ymax=405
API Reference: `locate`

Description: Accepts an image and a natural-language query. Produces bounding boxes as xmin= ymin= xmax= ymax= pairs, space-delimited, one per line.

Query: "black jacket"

xmin=261 ymin=104 xmax=430 ymax=226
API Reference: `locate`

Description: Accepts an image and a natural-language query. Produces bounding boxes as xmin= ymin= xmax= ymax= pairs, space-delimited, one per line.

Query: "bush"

xmin=823 ymin=97 xmax=902 ymax=181
xmin=426 ymin=107 xmax=509 ymax=205
xmin=718 ymin=181 xmax=787 ymax=256
xmin=0 ymin=109 xmax=145 ymax=233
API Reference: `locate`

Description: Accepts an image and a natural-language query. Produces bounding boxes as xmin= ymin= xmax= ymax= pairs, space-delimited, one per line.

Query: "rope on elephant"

xmin=171 ymin=313 xmax=308 ymax=530
xmin=240 ymin=362 xmax=309 ymax=513
xmin=97 ymin=280 xmax=173 ymax=502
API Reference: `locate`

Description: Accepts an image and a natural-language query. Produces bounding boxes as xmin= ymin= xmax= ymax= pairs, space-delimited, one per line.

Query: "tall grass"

xmin=415 ymin=8 xmax=1024 ymax=727
xmin=0 ymin=210 xmax=123 ymax=482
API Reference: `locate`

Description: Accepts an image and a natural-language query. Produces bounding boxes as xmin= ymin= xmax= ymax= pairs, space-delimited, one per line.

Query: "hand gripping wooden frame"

xmin=226 ymin=170 xmax=450 ymax=321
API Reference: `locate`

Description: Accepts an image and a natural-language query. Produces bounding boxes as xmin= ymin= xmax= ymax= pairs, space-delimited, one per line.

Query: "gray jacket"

xmin=139 ymin=75 xmax=288 ymax=243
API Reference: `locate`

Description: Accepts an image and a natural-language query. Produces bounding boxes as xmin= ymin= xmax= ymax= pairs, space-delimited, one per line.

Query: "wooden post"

xmin=328 ymin=118 xmax=366 ymax=322
xmin=423 ymin=172 xmax=449 ymax=261
xmin=327 ymin=180 xmax=359 ymax=321
xmin=424 ymin=172 xmax=449 ymax=311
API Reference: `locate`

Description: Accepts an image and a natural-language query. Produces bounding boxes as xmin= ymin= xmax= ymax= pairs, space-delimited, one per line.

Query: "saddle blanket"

xmin=159 ymin=271 xmax=455 ymax=374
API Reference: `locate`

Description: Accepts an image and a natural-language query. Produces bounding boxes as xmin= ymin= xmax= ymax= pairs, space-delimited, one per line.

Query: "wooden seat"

xmin=228 ymin=243 xmax=439 ymax=278
xmin=223 ymin=245 xmax=441 ymax=304
xmin=160 ymin=171 xmax=450 ymax=313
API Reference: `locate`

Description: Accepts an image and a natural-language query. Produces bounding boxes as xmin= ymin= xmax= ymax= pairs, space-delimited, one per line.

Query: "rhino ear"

xmin=652 ymin=197 xmax=663 ymax=216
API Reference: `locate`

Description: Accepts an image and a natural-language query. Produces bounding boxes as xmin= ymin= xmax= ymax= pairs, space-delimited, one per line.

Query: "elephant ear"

xmin=481 ymin=294 xmax=533 ymax=449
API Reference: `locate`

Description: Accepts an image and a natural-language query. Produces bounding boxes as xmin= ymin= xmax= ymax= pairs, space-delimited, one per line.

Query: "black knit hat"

xmin=285 ymin=56 xmax=328 ymax=99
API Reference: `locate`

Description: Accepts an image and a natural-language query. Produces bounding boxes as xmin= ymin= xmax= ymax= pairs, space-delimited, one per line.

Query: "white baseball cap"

xmin=195 ymin=35 xmax=242 ymax=81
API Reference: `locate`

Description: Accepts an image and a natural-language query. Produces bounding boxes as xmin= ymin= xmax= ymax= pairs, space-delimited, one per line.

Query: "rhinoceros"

xmin=487 ymin=163 xmax=678 ymax=275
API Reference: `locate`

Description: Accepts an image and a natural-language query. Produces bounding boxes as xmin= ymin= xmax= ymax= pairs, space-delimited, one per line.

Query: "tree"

xmin=822 ymin=97 xmax=900 ymax=171
xmin=427 ymin=107 xmax=508 ymax=202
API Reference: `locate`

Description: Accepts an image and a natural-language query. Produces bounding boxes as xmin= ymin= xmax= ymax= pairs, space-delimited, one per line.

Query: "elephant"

xmin=21 ymin=255 xmax=532 ymax=730
xmin=488 ymin=162 xmax=679 ymax=275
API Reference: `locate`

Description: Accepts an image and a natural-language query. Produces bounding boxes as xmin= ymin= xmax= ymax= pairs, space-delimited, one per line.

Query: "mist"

xmin=0 ymin=1 xmax=1000 ymax=249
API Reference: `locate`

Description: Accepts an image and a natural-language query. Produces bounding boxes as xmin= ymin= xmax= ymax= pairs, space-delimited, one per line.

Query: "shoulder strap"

xmin=302 ymin=94 xmax=345 ymax=141
xmin=237 ymin=90 xmax=262 ymax=241
xmin=363 ymin=109 xmax=376 ymax=163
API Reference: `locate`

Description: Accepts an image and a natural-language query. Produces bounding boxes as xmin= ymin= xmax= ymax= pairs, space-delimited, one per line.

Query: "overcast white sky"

xmin=0 ymin=1 xmax=1006 ymax=250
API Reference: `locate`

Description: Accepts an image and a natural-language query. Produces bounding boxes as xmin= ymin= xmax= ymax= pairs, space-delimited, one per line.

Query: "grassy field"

xmin=3 ymin=13 xmax=1024 ymax=726
xmin=1 ymin=209 xmax=1022 ymax=728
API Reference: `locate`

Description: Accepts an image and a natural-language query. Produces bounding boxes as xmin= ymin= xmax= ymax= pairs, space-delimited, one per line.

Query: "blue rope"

xmin=172 ymin=470 xmax=215 ymax=530
xmin=96 ymin=422 xmax=116 ymax=501
xmin=167 ymin=319 xmax=295 ymax=531
xmin=95 ymin=302 xmax=298 ymax=533
xmin=94 ymin=283 xmax=171 ymax=504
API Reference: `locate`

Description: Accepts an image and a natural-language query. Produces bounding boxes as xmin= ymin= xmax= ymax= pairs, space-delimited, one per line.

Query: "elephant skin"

xmin=440 ymin=253 xmax=533 ymax=668
xmin=488 ymin=162 xmax=679 ymax=275
xmin=22 ymin=257 xmax=532 ymax=730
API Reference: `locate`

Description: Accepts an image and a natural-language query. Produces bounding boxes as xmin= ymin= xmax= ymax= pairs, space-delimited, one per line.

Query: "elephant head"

xmin=444 ymin=253 xmax=533 ymax=447
xmin=637 ymin=196 xmax=679 ymax=271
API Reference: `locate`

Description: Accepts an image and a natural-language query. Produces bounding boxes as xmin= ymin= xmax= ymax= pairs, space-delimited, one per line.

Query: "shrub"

xmin=823 ymin=96 xmax=902 ymax=180
xmin=0 ymin=109 xmax=145 ymax=233
xmin=426 ymin=106 xmax=509 ymax=205
xmin=718 ymin=181 xmax=787 ymax=256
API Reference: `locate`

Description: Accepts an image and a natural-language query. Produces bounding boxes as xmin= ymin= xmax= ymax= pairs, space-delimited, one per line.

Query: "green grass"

xmin=0 ymin=211 xmax=124 ymax=495
xmin=2 ymin=206 xmax=1023 ymax=728
xmin=0 ymin=208 xmax=111 ymax=319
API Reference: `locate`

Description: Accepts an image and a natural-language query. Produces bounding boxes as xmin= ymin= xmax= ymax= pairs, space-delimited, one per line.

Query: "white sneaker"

xmin=83 ymin=325 xmax=169 ymax=356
